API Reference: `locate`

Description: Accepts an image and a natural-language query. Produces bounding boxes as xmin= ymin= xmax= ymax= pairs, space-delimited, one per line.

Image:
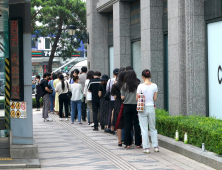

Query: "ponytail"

xmin=59 ymin=74 xmax=65 ymax=91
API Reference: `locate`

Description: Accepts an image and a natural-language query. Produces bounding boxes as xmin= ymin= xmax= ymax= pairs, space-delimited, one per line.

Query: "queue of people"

xmin=34 ymin=66 xmax=159 ymax=154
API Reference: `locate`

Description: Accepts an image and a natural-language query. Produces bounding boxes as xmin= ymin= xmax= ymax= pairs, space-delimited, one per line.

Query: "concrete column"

xmin=168 ymin=0 xmax=206 ymax=116
xmin=113 ymin=1 xmax=131 ymax=68
xmin=185 ymin=0 xmax=206 ymax=116
xmin=140 ymin=0 xmax=164 ymax=109
xmin=168 ymin=0 xmax=186 ymax=116
xmin=9 ymin=0 xmax=38 ymax=159
xmin=86 ymin=0 xmax=109 ymax=74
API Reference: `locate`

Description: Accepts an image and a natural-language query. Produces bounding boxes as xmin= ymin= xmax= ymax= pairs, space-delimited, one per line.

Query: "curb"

xmin=151 ymin=134 xmax=222 ymax=170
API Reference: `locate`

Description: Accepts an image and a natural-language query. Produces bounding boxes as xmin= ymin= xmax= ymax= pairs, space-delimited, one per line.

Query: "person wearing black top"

xmin=41 ymin=72 xmax=53 ymax=121
xmin=98 ymin=75 xmax=109 ymax=130
xmin=111 ymin=70 xmax=126 ymax=146
xmin=88 ymin=71 xmax=101 ymax=131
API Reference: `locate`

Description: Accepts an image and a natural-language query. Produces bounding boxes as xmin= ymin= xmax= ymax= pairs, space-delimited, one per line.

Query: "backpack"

xmin=36 ymin=81 xmax=45 ymax=97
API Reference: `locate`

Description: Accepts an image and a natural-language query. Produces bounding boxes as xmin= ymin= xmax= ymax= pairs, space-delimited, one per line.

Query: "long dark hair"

xmin=59 ymin=74 xmax=65 ymax=91
xmin=116 ymin=67 xmax=125 ymax=80
xmin=111 ymin=71 xmax=127 ymax=96
xmin=70 ymin=70 xmax=75 ymax=82
xmin=87 ymin=70 xmax=94 ymax=80
xmin=122 ymin=70 xmax=139 ymax=93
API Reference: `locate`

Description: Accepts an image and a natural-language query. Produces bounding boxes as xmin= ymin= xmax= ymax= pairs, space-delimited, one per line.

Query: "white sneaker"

xmin=90 ymin=123 xmax=94 ymax=127
xmin=154 ymin=147 xmax=159 ymax=152
xmin=46 ymin=118 xmax=53 ymax=122
xmin=59 ymin=118 xmax=62 ymax=121
xmin=66 ymin=118 xmax=69 ymax=121
xmin=143 ymin=148 xmax=150 ymax=154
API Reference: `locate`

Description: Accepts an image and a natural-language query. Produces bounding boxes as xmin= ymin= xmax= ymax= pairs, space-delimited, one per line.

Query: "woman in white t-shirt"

xmin=136 ymin=69 xmax=159 ymax=154
xmin=70 ymin=76 xmax=83 ymax=124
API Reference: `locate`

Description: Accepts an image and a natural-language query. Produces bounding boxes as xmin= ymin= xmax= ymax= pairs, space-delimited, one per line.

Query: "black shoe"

xmin=104 ymin=128 xmax=111 ymax=133
xmin=101 ymin=126 xmax=105 ymax=130
xmin=109 ymin=131 xmax=115 ymax=135
xmin=82 ymin=120 xmax=86 ymax=122
xmin=93 ymin=128 xmax=99 ymax=131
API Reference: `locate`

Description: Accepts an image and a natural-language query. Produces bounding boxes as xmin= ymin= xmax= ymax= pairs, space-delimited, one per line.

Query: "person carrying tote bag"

xmin=136 ymin=69 xmax=159 ymax=154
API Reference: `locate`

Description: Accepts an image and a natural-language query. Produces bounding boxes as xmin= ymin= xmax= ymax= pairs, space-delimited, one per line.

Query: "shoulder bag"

xmin=66 ymin=82 xmax=72 ymax=99
xmin=104 ymin=79 xmax=111 ymax=101
xmin=137 ymin=85 xmax=145 ymax=112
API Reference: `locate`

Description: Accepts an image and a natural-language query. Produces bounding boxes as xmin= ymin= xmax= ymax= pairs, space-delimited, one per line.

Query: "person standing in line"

xmin=111 ymin=70 xmax=126 ymax=146
xmin=41 ymin=72 xmax=53 ymax=121
xmin=83 ymin=70 xmax=94 ymax=125
xmin=88 ymin=71 xmax=101 ymax=131
xmin=79 ymin=66 xmax=87 ymax=122
xmin=121 ymin=70 xmax=141 ymax=149
xmin=98 ymin=74 xmax=109 ymax=130
xmin=55 ymin=74 xmax=70 ymax=121
xmin=70 ymin=76 xmax=83 ymax=124
xmin=53 ymin=72 xmax=62 ymax=115
xmin=70 ymin=69 xmax=80 ymax=84
xmin=105 ymin=68 xmax=119 ymax=133
xmin=136 ymin=69 xmax=159 ymax=153
xmin=32 ymin=75 xmax=41 ymax=111
xmin=48 ymin=73 xmax=57 ymax=112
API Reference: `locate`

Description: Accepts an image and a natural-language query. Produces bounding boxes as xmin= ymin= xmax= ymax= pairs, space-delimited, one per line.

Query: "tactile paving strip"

xmin=50 ymin=114 xmax=138 ymax=170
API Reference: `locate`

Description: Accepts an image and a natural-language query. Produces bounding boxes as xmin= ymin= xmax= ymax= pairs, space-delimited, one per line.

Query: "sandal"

xmin=124 ymin=145 xmax=130 ymax=149
xmin=118 ymin=142 xmax=122 ymax=147
xmin=137 ymin=145 xmax=142 ymax=148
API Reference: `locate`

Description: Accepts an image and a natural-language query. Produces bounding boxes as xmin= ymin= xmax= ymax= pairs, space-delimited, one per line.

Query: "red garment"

xmin=115 ymin=103 xmax=124 ymax=131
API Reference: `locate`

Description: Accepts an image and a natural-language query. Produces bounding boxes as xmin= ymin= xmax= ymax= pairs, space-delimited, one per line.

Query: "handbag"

xmin=104 ymin=79 xmax=111 ymax=101
xmin=137 ymin=91 xmax=145 ymax=112
xmin=66 ymin=82 xmax=72 ymax=99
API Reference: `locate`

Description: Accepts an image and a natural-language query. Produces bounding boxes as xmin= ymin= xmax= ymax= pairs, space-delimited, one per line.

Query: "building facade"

xmin=87 ymin=0 xmax=222 ymax=119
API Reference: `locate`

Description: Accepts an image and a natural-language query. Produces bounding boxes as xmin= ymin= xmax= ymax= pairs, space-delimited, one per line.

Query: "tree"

xmin=31 ymin=0 xmax=86 ymax=72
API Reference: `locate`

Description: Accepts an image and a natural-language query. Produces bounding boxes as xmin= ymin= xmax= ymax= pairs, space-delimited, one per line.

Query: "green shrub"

xmin=155 ymin=109 xmax=222 ymax=155
xmin=32 ymin=98 xmax=43 ymax=108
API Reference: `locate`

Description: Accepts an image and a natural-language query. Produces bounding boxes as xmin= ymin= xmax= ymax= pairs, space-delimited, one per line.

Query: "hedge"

xmin=0 ymin=98 xmax=43 ymax=108
xmin=156 ymin=109 xmax=222 ymax=155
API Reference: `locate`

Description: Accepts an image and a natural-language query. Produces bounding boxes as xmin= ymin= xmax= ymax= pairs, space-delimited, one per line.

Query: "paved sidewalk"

xmin=32 ymin=110 xmax=215 ymax=170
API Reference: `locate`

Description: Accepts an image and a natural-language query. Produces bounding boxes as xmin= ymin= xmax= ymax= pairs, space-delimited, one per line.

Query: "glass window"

xmin=131 ymin=0 xmax=140 ymax=25
xmin=132 ymin=41 xmax=141 ymax=81
xmin=31 ymin=37 xmax=36 ymax=48
xmin=207 ymin=21 xmax=222 ymax=119
xmin=109 ymin=47 xmax=114 ymax=78
xmin=45 ymin=38 xmax=51 ymax=50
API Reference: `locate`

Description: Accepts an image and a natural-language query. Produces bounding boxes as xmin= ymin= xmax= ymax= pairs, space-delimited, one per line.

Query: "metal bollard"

xmin=202 ymin=143 xmax=205 ymax=152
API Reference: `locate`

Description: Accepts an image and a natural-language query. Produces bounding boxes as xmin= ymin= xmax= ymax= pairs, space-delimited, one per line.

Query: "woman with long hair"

xmin=98 ymin=74 xmax=109 ymax=130
xmin=83 ymin=70 xmax=94 ymax=125
xmin=53 ymin=72 xmax=62 ymax=114
xmin=136 ymin=69 xmax=159 ymax=153
xmin=70 ymin=76 xmax=83 ymax=124
xmin=55 ymin=74 xmax=70 ymax=121
xmin=121 ymin=70 xmax=141 ymax=148
xmin=111 ymin=70 xmax=126 ymax=146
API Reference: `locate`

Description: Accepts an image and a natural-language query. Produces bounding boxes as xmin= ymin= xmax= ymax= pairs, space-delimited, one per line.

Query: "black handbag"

xmin=104 ymin=80 xmax=111 ymax=101
xmin=66 ymin=82 xmax=72 ymax=98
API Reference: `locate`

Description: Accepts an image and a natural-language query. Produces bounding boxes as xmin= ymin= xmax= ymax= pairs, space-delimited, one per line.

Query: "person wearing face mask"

xmin=32 ymin=75 xmax=41 ymax=111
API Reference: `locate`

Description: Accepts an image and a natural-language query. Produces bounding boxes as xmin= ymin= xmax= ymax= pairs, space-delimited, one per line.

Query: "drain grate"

xmin=50 ymin=114 xmax=138 ymax=170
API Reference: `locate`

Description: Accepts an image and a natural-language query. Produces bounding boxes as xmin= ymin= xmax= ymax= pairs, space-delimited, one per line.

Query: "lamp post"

xmin=69 ymin=24 xmax=89 ymax=45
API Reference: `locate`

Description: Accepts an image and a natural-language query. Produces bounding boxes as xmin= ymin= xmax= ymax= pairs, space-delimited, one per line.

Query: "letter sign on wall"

xmin=9 ymin=19 xmax=24 ymax=101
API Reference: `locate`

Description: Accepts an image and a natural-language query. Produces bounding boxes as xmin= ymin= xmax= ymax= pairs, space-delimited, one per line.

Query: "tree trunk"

xmin=47 ymin=20 xmax=63 ymax=73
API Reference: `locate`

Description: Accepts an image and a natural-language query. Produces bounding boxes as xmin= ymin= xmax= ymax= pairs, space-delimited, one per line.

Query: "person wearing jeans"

xmin=48 ymin=73 xmax=57 ymax=112
xmin=70 ymin=76 xmax=83 ymax=124
xmin=136 ymin=69 xmax=159 ymax=153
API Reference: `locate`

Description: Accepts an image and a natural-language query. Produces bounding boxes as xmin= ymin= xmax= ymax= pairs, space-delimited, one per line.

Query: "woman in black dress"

xmin=98 ymin=75 xmax=109 ymax=130
xmin=111 ymin=70 xmax=127 ymax=146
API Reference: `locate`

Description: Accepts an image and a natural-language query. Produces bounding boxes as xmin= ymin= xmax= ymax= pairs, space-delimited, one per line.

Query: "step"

xmin=0 ymin=159 xmax=41 ymax=169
